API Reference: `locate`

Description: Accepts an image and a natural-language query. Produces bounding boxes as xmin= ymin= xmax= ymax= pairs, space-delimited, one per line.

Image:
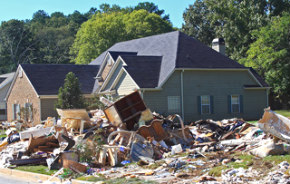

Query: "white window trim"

xmin=201 ymin=95 xmax=211 ymax=114
xmin=231 ymin=95 xmax=240 ymax=113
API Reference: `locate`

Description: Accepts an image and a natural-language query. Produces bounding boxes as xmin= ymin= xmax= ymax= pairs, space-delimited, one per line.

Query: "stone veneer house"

xmin=90 ymin=31 xmax=270 ymax=121
xmin=5 ymin=64 xmax=99 ymax=124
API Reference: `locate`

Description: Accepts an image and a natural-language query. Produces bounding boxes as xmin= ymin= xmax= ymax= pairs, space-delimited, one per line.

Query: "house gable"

xmin=6 ymin=66 xmax=41 ymax=123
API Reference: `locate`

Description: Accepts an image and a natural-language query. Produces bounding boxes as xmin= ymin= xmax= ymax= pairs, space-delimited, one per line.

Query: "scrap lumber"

xmin=20 ymin=127 xmax=52 ymax=140
xmin=27 ymin=135 xmax=59 ymax=153
xmin=63 ymin=159 xmax=87 ymax=173
xmin=137 ymin=119 xmax=168 ymax=141
xmin=10 ymin=157 xmax=47 ymax=166
xmin=258 ymin=108 xmax=290 ymax=143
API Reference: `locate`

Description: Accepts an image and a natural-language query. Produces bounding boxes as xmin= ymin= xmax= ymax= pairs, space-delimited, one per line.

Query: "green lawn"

xmin=209 ymin=153 xmax=290 ymax=177
xmin=274 ymin=110 xmax=290 ymax=118
xmin=246 ymin=109 xmax=290 ymax=125
xmin=15 ymin=165 xmax=58 ymax=175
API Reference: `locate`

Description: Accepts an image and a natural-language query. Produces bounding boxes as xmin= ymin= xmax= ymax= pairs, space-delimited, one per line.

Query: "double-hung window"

xmin=201 ymin=95 xmax=210 ymax=114
xmin=231 ymin=95 xmax=240 ymax=113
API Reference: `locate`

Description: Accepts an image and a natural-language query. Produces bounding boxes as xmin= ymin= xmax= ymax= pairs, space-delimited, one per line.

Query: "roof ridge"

xmin=115 ymin=31 xmax=179 ymax=45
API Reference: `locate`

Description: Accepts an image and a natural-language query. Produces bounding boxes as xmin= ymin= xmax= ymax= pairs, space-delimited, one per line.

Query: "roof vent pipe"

xmin=212 ymin=38 xmax=225 ymax=55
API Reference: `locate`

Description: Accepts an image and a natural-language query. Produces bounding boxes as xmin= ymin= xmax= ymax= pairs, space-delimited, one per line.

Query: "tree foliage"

xmin=0 ymin=20 xmax=34 ymax=73
xmin=241 ymin=13 xmax=290 ymax=104
xmin=0 ymin=2 xmax=170 ymax=74
xmin=71 ymin=9 xmax=173 ymax=64
xmin=55 ymin=72 xmax=85 ymax=109
xmin=182 ymin=0 xmax=290 ymax=61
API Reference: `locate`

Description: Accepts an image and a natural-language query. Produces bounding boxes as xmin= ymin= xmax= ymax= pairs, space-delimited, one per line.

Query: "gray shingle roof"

xmin=108 ymin=51 xmax=137 ymax=61
xmin=20 ymin=64 xmax=99 ymax=95
xmin=248 ymin=67 xmax=269 ymax=87
xmin=121 ymin=55 xmax=162 ymax=88
xmin=90 ymin=31 xmax=267 ymax=88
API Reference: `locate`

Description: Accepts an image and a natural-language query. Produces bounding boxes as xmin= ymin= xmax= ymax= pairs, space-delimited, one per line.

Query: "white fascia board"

xmin=99 ymin=57 xmax=124 ymax=92
xmin=246 ymin=69 xmax=263 ymax=87
xmin=109 ymin=69 xmax=125 ymax=91
xmin=95 ymin=52 xmax=114 ymax=78
xmin=97 ymin=90 xmax=116 ymax=95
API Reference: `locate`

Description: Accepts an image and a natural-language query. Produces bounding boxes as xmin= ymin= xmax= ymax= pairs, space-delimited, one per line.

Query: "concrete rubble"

xmin=0 ymin=91 xmax=290 ymax=183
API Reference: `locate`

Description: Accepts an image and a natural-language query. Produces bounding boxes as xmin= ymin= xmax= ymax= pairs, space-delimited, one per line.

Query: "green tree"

xmin=0 ymin=19 xmax=34 ymax=73
xmin=28 ymin=10 xmax=88 ymax=65
xmin=182 ymin=0 xmax=290 ymax=60
xmin=70 ymin=9 xmax=173 ymax=64
xmin=182 ymin=0 xmax=215 ymax=46
xmin=55 ymin=72 xmax=86 ymax=109
xmin=134 ymin=2 xmax=170 ymax=21
xmin=241 ymin=13 xmax=290 ymax=106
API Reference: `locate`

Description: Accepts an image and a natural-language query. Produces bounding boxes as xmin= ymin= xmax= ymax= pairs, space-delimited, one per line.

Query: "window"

xmin=201 ymin=95 xmax=210 ymax=114
xmin=168 ymin=96 xmax=181 ymax=113
xmin=12 ymin=104 xmax=20 ymax=120
xmin=24 ymin=103 xmax=33 ymax=121
xmin=231 ymin=95 xmax=240 ymax=113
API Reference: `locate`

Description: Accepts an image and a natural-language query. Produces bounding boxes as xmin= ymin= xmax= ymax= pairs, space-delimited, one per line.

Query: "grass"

xmin=247 ymin=120 xmax=258 ymax=125
xmin=208 ymin=165 xmax=228 ymax=177
xmin=263 ymin=154 xmax=290 ymax=165
xmin=0 ymin=129 xmax=6 ymax=139
xmin=15 ymin=165 xmax=58 ymax=175
xmin=209 ymin=154 xmax=255 ymax=177
xmin=274 ymin=110 xmax=290 ymax=118
xmin=246 ymin=109 xmax=290 ymax=125
xmin=209 ymin=153 xmax=290 ymax=177
xmin=77 ymin=176 xmax=157 ymax=184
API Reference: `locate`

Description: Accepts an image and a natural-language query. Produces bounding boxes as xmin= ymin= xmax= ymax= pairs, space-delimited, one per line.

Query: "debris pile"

xmin=1 ymin=91 xmax=290 ymax=183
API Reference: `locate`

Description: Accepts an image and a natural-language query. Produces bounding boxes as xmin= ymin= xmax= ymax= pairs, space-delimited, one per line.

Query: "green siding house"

xmin=91 ymin=31 xmax=269 ymax=121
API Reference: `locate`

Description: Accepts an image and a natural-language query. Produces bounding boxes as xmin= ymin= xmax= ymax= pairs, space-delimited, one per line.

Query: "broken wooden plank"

xmin=10 ymin=157 xmax=47 ymax=166
xmin=62 ymin=159 xmax=87 ymax=173
xmin=20 ymin=127 xmax=52 ymax=140
xmin=28 ymin=135 xmax=59 ymax=153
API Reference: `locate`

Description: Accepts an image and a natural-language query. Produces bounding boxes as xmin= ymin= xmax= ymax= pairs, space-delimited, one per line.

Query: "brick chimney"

xmin=212 ymin=38 xmax=225 ymax=55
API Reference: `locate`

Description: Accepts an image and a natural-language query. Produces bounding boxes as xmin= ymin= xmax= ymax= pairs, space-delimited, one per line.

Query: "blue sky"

xmin=0 ymin=0 xmax=194 ymax=28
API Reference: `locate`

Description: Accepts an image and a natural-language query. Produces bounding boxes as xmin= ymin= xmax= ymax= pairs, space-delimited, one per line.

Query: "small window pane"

xmin=168 ymin=96 xmax=180 ymax=113
xmin=201 ymin=96 xmax=210 ymax=104
xmin=232 ymin=104 xmax=240 ymax=113
xmin=232 ymin=95 xmax=239 ymax=104
xmin=202 ymin=105 xmax=210 ymax=114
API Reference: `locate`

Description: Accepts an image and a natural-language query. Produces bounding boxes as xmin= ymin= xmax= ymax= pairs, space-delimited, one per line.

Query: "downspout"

xmin=38 ymin=97 xmax=41 ymax=127
xmin=140 ymin=89 xmax=144 ymax=99
xmin=181 ymin=70 xmax=184 ymax=119
xmin=266 ymin=88 xmax=269 ymax=107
